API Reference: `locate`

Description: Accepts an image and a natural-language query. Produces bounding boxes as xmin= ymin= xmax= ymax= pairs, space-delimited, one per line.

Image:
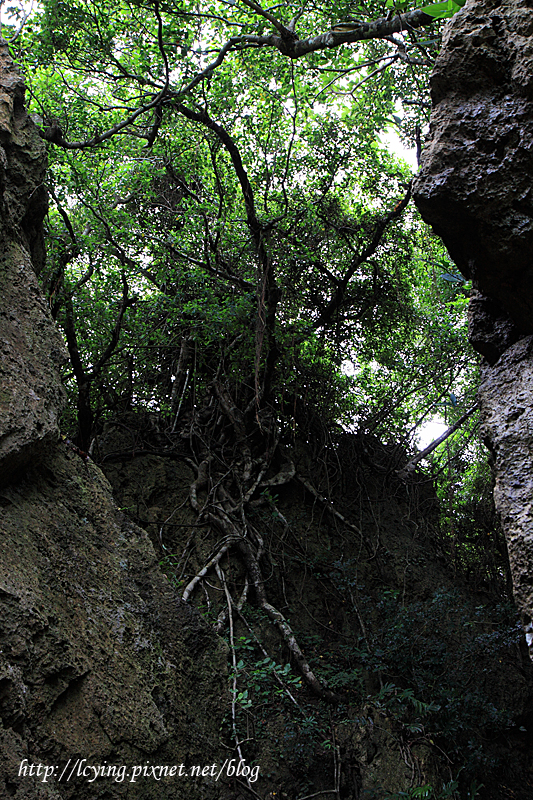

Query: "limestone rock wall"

xmin=0 ymin=40 xmax=66 ymax=485
xmin=0 ymin=449 xmax=228 ymax=800
xmin=413 ymin=0 xmax=533 ymax=627
xmin=414 ymin=0 xmax=533 ymax=333
xmin=0 ymin=40 xmax=227 ymax=800
xmin=477 ymin=338 xmax=533 ymax=626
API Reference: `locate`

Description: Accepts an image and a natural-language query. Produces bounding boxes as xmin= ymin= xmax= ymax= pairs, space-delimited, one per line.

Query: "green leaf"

xmin=419 ymin=0 xmax=466 ymax=19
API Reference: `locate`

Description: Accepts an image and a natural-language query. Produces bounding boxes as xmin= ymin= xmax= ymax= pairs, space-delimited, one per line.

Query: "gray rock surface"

xmin=0 ymin=449 xmax=227 ymax=800
xmin=414 ymin=0 xmax=533 ymax=626
xmin=414 ymin=0 xmax=533 ymax=333
xmin=478 ymin=338 xmax=533 ymax=626
xmin=0 ymin=39 xmax=66 ymax=486
xmin=468 ymin=289 xmax=522 ymax=364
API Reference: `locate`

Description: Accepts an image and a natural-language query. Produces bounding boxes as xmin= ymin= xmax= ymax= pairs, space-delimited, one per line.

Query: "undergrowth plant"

xmin=207 ymin=573 xmax=522 ymax=797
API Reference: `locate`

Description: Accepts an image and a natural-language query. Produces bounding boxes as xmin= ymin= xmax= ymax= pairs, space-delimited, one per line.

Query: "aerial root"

xmin=183 ymin=438 xmax=342 ymax=702
xmin=237 ymin=538 xmax=341 ymax=704
xmin=297 ymin=474 xmax=366 ymax=544
xmin=181 ymin=536 xmax=239 ymax=602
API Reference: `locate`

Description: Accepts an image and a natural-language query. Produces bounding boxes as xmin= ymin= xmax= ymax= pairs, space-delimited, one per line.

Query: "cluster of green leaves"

xmin=224 ymin=627 xmax=336 ymax=788
xmin=214 ymin=581 xmax=520 ymax=796
xmin=311 ymin=573 xmax=522 ymax=790
xmin=383 ymin=0 xmax=467 ymax=20
xmin=334 ymin=242 xmax=474 ymax=441
xmin=2 ymin=0 xmax=478 ymax=451
xmin=31 ymin=99 xmax=469 ymax=436
xmin=231 ymin=636 xmax=302 ymax=711
xmin=428 ymin=425 xmax=511 ymax=592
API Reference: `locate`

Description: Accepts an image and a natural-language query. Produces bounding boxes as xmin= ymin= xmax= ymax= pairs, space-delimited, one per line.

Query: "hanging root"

xmin=297 ymin=474 xmax=366 ymax=543
xmin=181 ymin=536 xmax=238 ymax=602
xmin=182 ymin=513 xmax=340 ymax=701
xmin=214 ymin=576 xmax=249 ymax=634
xmin=180 ymin=386 xmax=342 ymax=703
xmin=237 ymin=538 xmax=341 ymax=703
xmin=213 ymin=380 xmax=253 ymax=484
xmin=216 ymin=562 xmax=248 ymax=767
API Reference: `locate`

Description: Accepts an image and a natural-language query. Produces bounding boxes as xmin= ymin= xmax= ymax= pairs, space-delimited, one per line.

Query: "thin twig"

xmin=216 ymin=563 xmax=248 ymax=773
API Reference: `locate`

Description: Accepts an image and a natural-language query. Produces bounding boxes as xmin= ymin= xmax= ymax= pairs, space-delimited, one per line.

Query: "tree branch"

xmin=174 ymin=101 xmax=280 ymax=403
xmin=39 ymin=89 xmax=169 ymax=149
xmin=398 ymin=404 xmax=479 ymax=479
xmin=93 ymin=271 xmax=135 ymax=375
xmin=312 ymin=183 xmax=412 ymax=332
xmin=37 ymin=11 xmax=437 ymax=150
xmin=299 ymin=10 xmax=435 ymax=58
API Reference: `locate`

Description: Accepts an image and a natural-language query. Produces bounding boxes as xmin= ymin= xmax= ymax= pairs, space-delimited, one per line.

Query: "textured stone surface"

xmin=468 ymin=289 xmax=522 ymax=364
xmin=0 ymin=448 xmax=227 ymax=800
xmin=413 ymin=0 xmax=533 ymax=626
xmin=478 ymin=338 xmax=533 ymax=624
xmin=414 ymin=0 xmax=533 ymax=333
xmin=0 ymin=39 xmax=66 ymax=486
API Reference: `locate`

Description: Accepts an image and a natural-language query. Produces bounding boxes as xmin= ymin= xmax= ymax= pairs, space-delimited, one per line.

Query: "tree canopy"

xmin=0 ymin=0 xmax=492 ymax=590
xmin=3 ymin=0 xmax=472 ymax=444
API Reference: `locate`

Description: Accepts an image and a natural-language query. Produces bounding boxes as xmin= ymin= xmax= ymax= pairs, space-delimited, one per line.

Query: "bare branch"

xmin=177 ymin=35 xmax=270 ymax=97
xmin=7 ymin=0 xmax=34 ymax=44
xmin=297 ymin=475 xmax=364 ymax=540
xmin=398 ymin=404 xmax=479 ymax=479
xmin=48 ymin=185 xmax=77 ymax=244
xmin=93 ymin=271 xmax=135 ymax=375
xmin=312 ymin=54 xmax=397 ymax=102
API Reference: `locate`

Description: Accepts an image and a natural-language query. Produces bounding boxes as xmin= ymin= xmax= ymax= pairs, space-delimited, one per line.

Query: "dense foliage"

xmin=224 ymin=587 xmax=522 ymax=798
xmin=8 ymin=0 xmax=476 ymax=447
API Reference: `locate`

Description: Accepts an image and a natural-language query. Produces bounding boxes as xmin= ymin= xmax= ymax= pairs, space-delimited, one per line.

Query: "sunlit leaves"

xmin=419 ymin=0 xmax=466 ymax=18
xmin=15 ymin=0 xmax=476 ymax=459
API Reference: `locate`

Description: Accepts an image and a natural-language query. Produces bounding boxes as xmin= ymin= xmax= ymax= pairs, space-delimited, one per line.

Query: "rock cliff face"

xmin=0 ymin=40 xmax=65 ymax=484
xmin=0 ymin=40 xmax=226 ymax=800
xmin=413 ymin=0 xmax=533 ymax=628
